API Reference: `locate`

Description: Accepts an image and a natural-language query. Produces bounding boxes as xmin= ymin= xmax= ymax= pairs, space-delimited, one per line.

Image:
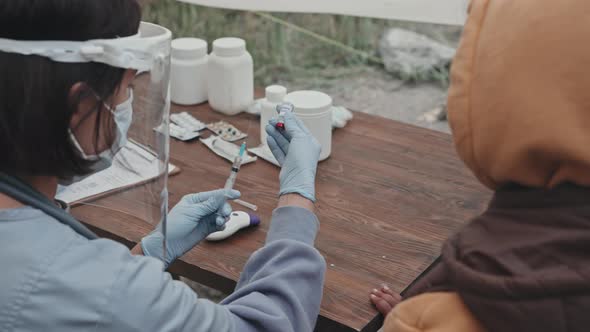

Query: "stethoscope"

xmin=0 ymin=172 xmax=98 ymax=240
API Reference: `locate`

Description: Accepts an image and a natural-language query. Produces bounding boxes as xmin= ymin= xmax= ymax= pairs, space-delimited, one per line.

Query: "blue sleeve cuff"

xmin=266 ymin=206 xmax=320 ymax=246
xmin=278 ymin=189 xmax=317 ymax=203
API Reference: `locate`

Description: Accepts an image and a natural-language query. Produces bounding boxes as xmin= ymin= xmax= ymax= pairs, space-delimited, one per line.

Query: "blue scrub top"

xmin=0 ymin=206 xmax=325 ymax=332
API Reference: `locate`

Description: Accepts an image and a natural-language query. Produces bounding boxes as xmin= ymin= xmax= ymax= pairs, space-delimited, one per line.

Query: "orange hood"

xmin=448 ymin=0 xmax=590 ymax=190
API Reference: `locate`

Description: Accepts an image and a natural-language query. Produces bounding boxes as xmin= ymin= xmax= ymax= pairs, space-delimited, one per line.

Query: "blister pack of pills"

xmin=169 ymin=123 xmax=201 ymax=141
xmin=171 ymin=112 xmax=206 ymax=132
xmin=206 ymin=121 xmax=248 ymax=142
xmin=153 ymin=123 xmax=200 ymax=141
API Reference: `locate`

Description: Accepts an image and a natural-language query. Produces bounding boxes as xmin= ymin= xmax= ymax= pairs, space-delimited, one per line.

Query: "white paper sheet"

xmin=249 ymin=145 xmax=280 ymax=167
xmin=177 ymin=0 xmax=469 ymax=25
xmin=56 ymin=141 xmax=176 ymax=204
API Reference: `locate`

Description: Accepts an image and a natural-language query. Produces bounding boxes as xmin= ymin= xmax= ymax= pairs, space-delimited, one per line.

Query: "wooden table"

xmin=73 ymin=101 xmax=491 ymax=332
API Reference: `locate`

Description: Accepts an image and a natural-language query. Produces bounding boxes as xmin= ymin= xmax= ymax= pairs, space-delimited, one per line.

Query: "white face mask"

xmin=61 ymin=89 xmax=134 ymax=185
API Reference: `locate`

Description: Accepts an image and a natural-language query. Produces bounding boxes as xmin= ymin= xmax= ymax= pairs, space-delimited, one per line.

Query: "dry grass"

xmin=143 ymin=0 xmax=460 ymax=85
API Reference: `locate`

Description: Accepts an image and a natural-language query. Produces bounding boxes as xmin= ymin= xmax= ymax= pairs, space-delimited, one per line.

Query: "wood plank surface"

xmin=72 ymin=101 xmax=491 ymax=332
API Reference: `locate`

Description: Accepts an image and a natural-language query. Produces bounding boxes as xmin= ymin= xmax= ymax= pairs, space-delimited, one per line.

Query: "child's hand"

xmin=370 ymin=285 xmax=402 ymax=316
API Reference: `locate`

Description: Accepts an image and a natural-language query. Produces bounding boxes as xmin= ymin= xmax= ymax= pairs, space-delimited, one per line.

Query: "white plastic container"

xmin=284 ymin=90 xmax=333 ymax=161
xmin=261 ymin=85 xmax=287 ymax=144
xmin=170 ymin=38 xmax=208 ymax=105
xmin=208 ymin=37 xmax=254 ymax=115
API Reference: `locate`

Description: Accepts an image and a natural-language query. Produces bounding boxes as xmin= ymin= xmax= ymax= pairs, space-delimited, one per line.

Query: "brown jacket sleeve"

xmin=382 ymin=292 xmax=486 ymax=332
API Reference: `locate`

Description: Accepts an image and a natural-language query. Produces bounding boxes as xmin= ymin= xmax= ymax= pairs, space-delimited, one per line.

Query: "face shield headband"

xmin=0 ymin=22 xmax=171 ymax=72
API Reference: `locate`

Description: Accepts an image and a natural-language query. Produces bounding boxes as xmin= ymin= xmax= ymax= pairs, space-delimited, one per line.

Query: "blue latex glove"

xmin=266 ymin=112 xmax=321 ymax=202
xmin=141 ymin=189 xmax=241 ymax=267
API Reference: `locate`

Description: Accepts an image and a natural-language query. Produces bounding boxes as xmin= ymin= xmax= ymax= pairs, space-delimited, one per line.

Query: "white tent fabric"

xmin=177 ymin=0 xmax=468 ymax=25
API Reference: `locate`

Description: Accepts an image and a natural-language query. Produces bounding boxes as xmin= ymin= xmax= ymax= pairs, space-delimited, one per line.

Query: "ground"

xmin=281 ymin=67 xmax=451 ymax=133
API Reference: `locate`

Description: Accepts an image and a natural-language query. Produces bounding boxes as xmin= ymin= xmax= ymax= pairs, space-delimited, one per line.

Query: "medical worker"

xmin=0 ymin=1 xmax=326 ymax=331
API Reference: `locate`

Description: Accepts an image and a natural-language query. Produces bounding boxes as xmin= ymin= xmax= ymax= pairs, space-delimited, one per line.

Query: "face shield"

xmin=0 ymin=22 xmax=172 ymax=257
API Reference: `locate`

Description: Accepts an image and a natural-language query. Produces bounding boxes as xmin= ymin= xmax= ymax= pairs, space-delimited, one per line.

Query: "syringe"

xmin=218 ymin=142 xmax=247 ymax=222
xmin=224 ymin=142 xmax=246 ymax=195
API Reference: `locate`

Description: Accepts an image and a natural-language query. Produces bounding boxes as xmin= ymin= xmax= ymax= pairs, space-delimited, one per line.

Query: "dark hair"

xmin=0 ymin=0 xmax=141 ymax=179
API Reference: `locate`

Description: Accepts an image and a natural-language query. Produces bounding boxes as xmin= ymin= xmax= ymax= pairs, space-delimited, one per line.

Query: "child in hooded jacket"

xmin=370 ymin=0 xmax=590 ymax=331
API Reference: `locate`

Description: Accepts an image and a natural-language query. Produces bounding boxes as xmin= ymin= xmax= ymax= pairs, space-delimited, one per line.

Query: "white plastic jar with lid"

xmin=284 ymin=90 xmax=333 ymax=161
xmin=260 ymin=85 xmax=287 ymax=144
xmin=170 ymin=38 xmax=208 ymax=105
xmin=208 ymin=37 xmax=254 ymax=115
